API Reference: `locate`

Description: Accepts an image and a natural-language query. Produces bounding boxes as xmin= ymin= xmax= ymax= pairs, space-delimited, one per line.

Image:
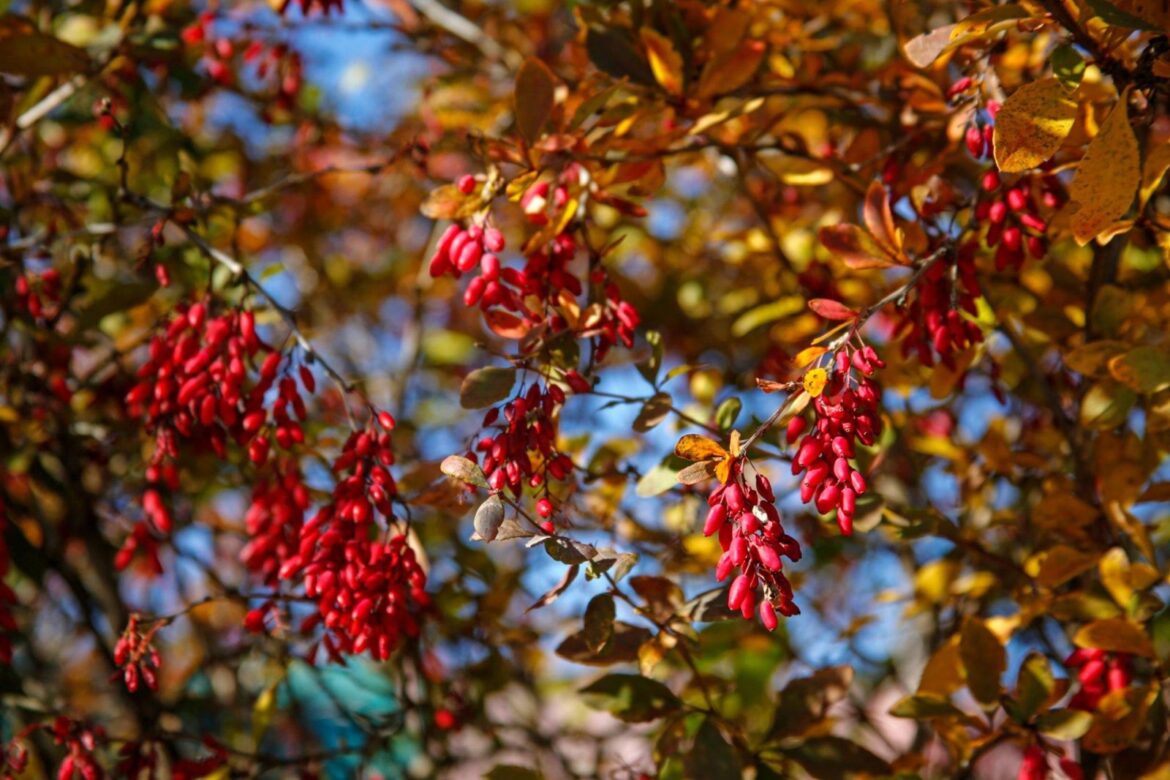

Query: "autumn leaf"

xmin=1064 ymin=89 xmax=1139 ymax=245
xmin=819 ymin=224 xmax=901 ymax=270
xmin=862 ymin=181 xmax=901 ymax=256
xmin=696 ymin=40 xmax=765 ymax=99
xmin=640 ymin=29 xmax=684 ymax=96
xmin=808 ymin=298 xmax=858 ymax=321
xmin=514 ymin=58 xmax=556 ymax=144
xmin=993 ymin=78 xmax=1077 ymax=173
xmin=674 ymin=434 xmax=729 ymax=462
xmin=803 ymin=368 xmax=828 ymax=398
xmin=0 ymin=15 xmax=90 ymax=76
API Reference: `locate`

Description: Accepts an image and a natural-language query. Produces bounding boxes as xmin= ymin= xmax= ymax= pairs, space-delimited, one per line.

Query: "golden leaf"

xmin=674 ymin=434 xmax=728 ymax=462
xmin=794 ymin=346 xmax=829 ymax=368
xmin=993 ymin=78 xmax=1078 ymax=173
xmin=640 ymin=29 xmax=684 ymax=96
xmin=1065 ymin=88 xmax=1140 ymax=246
xmin=1074 ymin=617 xmax=1154 ymax=658
xmin=803 ymin=368 xmax=828 ymax=397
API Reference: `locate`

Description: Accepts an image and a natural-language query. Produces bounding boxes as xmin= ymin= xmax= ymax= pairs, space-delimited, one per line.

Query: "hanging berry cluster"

xmin=705 ymin=463 xmax=802 ymax=629
xmin=11 ymin=268 xmax=61 ymax=321
xmin=895 ymin=245 xmax=983 ymax=370
xmin=122 ymin=301 xmax=308 ymax=569
xmin=1066 ymin=648 xmax=1133 ymax=711
xmin=281 ymin=418 xmax=429 ymax=661
xmin=466 ymin=382 xmax=576 ymax=531
xmin=180 ymin=14 xmax=305 ymax=115
xmin=113 ymin=614 xmax=161 ymax=694
xmin=787 ymin=345 xmax=884 ymax=536
xmin=240 ymin=459 xmax=310 ymax=588
xmin=964 ymin=102 xmax=1062 ymax=271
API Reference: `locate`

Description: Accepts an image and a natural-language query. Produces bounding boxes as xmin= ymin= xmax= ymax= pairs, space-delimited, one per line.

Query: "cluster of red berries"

xmin=465 ymin=383 xmax=575 ymax=530
xmin=895 ymin=245 xmax=983 ymax=370
xmin=122 ymin=301 xmax=310 ymax=569
xmin=429 ymin=222 xmax=517 ymax=310
xmin=1066 ymin=647 xmax=1133 ymax=710
xmin=705 ymin=462 xmax=802 ymax=628
xmin=278 ymin=416 xmax=429 ymax=661
xmin=1018 ymin=744 xmax=1082 ymax=780
xmin=965 ymin=104 xmax=1062 ymax=271
xmin=787 ymin=347 xmax=884 ymax=536
xmin=11 ymin=268 xmax=61 ymax=320
xmin=180 ymin=15 xmax=305 ymax=114
xmin=49 ymin=718 xmax=105 ymax=780
xmin=113 ymin=614 xmax=162 ymax=694
xmin=241 ymin=459 xmax=310 ymax=588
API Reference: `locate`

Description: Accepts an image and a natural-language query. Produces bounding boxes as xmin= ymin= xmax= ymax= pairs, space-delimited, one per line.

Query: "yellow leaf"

xmin=674 ymin=434 xmax=728 ymax=462
xmin=1074 ymin=618 xmax=1154 ymax=658
xmin=1065 ymin=89 xmax=1140 ymax=245
xmin=1140 ymin=140 xmax=1170 ymax=209
xmin=714 ymin=458 xmax=732 ymax=485
xmin=993 ymin=77 xmax=1078 ymax=172
xmin=803 ymin=368 xmax=828 ymax=397
xmin=696 ymin=40 xmax=765 ymax=99
xmin=793 ymin=346 xmax=828 ymax=368
xmin=640 ymin=29 xmax=684 ymax=96
xmin=1028 ymin=545 xmax=1099 ymax=587
xmin=918 ymin=635 xmax=963 ymax=696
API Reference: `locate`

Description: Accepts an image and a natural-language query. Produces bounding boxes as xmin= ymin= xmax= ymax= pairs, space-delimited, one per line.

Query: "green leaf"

xmin=1109 ymin=346 xmax=1170 ymax=394
xmin=514 ymin=57 xmax=556 ymax=143
xmin=1085 ymin=0 xmax=1160 ymax=30
xmin=583 ymin=593 xmax=616 ymax=653
xmin=1051 ymin=44 xmax=1086 ymax=90
xmin=684 ymin=718 xmax=740 ymax=779
xmin=1036 ymin=709 xmax=1094 ymax=740
xmin=889 ymin=694 xmax=964 ymax=719
xmin=460 ymin=366 xmax=516 ymax=409
xmin=714 ymin=397 xmax=742 ymax=430
xmin=960 ymin=619 xmax=1004 ymax=708
xmin=581 ymin=673 xmax=681 ymax=722
xmin=784 ymin=736 xmax=890 ymax=777
xmin=1015 ymin=653 xmax=1055 ymax=721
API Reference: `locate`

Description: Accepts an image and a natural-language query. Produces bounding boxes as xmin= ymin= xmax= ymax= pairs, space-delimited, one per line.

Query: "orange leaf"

xmin=808 ymin=299 xmax=859 ymax=321
xmin=696 ymin=40 xmax=765 ymax=99
xmin=863 ymin=181 xmax=900 ymax=255
xmin=514 ymin=57 xmax=557 ymax=144
xmin=819 ymin=225 xmax=900 ymax=270
xmin=794 ymin=346 xmax=829 ymax=368
xmin=484 ymin=309 xmax=531 ymax=340
xmin=714 ymin=458 xmax=732 ymax=485
xmin=640 ymin=28 xmax=684 ymax=96
xmin=674 ymin=434 xmax=728 ymax=462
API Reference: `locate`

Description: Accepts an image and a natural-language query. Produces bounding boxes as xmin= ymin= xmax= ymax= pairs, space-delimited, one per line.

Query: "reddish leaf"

xmin=808 ymin=299 xmax=859 ymax=321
